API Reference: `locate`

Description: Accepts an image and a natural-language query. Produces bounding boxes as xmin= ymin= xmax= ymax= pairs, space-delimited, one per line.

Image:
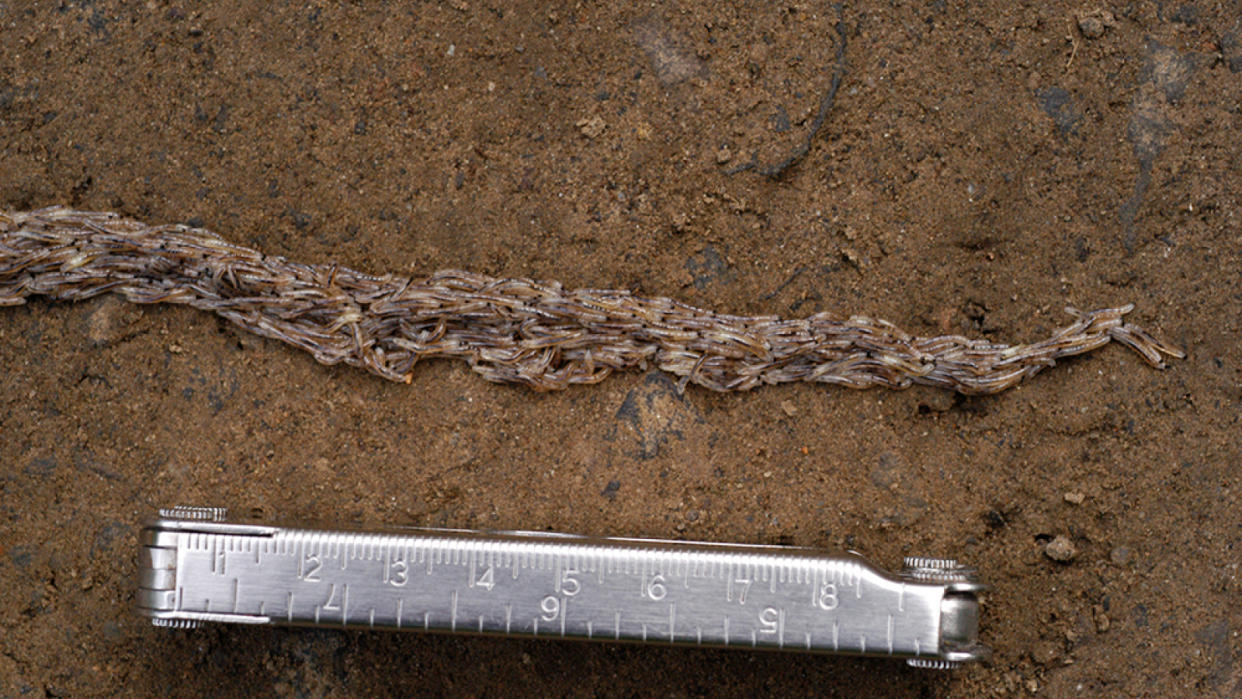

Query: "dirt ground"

xmin=1 ymin=1 xmax=1239 ymax=696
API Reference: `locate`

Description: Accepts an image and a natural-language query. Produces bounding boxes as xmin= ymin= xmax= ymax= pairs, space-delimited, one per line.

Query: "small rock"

xmin=86 ymin=296 xmax=142 ymax=347
xmin=1031 ymin=639 xmax=1061 ymax=665
xmin=1077 ymin=10 xmax=1116 ymax=40
xmin=780 ymin=399 xmax=798 ymax=417
xmin=1109 ymin=545 xmax=1132 ymax=566
xmin=1044 ymin=535 xmax=1077 ymax=562
xmin=1092 ymin=604 xmax=1110 ymax=633
xmin=841 ymin=247 xmax=866 ymax=269
xmin=576 ymin=115 xmax=606 ymax=139
xmin=716 ymin=145 xmax=732 ymax=164
xmin=1078 ymin=16 xmax=1105 ymax=38
xmin=1063 ymin=491 xmax=1085 ymax=505
xmin=670 ymin=211 xmax=690 ymax=234
xmin=601 ymin=480 xmax=620 ymax=499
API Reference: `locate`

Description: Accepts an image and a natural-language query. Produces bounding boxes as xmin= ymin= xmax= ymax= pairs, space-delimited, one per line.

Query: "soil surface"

xmin=2 ymin=1 xmax=1239 ymax=696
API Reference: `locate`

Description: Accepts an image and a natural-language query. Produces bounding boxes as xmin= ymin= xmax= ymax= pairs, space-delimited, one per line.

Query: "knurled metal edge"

xmin=158 ymin=505 xmax=227 ymax=522
xmin=900 ymin=556 xmax=978 ymax=584
xmin=151 ymin=617 xmax=201 ymax=630
xmin=907 ymin=658 xmax=962 ymax=670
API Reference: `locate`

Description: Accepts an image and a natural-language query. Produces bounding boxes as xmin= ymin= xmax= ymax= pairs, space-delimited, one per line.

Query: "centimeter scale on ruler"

xmin=137 ymin=507 xmax=989 ymax=669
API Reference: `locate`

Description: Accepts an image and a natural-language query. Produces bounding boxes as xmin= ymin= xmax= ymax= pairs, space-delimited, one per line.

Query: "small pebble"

xmin=1044 ymin=535 xmax=1077 ymax=562
xmin=1109 ymin=545 xmax=1132 ymax=566
xmin=780 ymin=399 xmax=797 ymax=417
xmin=1063 ymin=491 xmax=1085 ymax=505
xmin=1077 ymin=10 xmax=1115 ymax=40
xmin=576 ymin=115 xmax=606 ymax=139
xmin=1078 ymin=16 xmax=1105 ymax=38
xmin=87 ymin=296 xmax=141 ymax=347
xmin=1092 ymin=604 xmax=1110 ymax=633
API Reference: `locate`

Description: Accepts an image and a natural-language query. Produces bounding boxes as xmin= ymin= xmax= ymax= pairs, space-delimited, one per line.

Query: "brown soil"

xmin=1 ymin=1 xmax=1238 ymax=696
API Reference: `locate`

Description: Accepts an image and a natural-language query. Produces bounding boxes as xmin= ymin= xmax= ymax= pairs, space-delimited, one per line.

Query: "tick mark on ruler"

xmin=451 ymin=590 xmax=458 ymax=631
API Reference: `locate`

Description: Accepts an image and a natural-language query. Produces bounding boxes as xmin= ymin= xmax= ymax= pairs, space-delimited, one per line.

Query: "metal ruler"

xmin=137 ymin=506 xmax=989 ymax=668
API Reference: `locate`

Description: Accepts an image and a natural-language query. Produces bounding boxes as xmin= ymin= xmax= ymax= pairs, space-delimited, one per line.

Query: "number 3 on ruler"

xmin=384 ymin=559 xmax=408 ymax=587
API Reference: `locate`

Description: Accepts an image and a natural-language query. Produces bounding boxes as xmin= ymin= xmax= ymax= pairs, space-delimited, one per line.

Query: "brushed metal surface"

xmin=138 ymin=514 xmax=988 ymax=666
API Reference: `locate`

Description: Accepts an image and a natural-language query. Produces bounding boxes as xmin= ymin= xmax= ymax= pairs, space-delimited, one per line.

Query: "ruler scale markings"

xmin=140 ymin=513 xmax=986 ymax=666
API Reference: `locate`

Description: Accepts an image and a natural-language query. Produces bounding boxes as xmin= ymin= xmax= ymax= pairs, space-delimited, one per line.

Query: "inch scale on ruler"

xmin=137 ymin=506 xmax=989 ymax=669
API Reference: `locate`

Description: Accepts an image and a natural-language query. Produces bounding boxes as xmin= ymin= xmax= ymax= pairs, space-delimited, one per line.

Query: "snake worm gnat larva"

xmin=0 ymin=207 xmax=1183 ymax=394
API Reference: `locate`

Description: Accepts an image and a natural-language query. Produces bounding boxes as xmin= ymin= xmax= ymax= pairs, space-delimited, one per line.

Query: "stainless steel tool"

xmin=137 ymin=506 xmax=989 ymax=668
